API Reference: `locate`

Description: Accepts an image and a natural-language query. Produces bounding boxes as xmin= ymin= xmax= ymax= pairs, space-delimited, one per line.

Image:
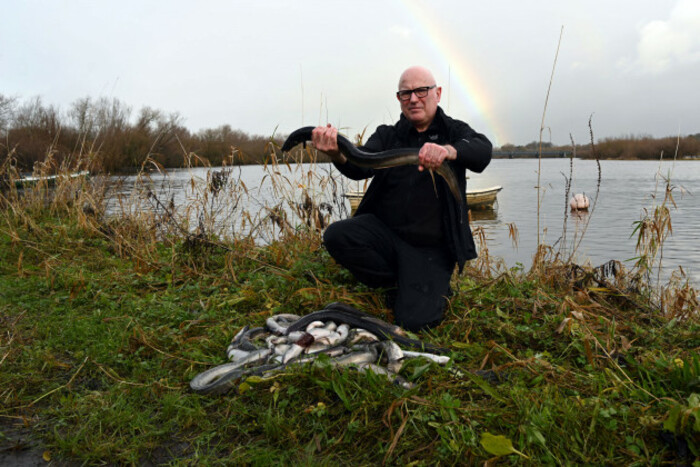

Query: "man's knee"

xmin=323 ymin=216 xmax=376 ymax=254
xmin=322 ymin=221 xmax=346 ymax=255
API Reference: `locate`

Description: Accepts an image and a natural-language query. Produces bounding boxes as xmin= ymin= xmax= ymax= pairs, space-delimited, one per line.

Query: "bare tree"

xmin=0 ymin=94 xmax=17 ymax=138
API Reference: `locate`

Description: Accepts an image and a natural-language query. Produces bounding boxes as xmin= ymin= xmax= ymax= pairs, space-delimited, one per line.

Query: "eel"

xmin=284 ymin=302 xmax=448 ymax=354
xmin=281 ymin=126 xmax=463 ymax=203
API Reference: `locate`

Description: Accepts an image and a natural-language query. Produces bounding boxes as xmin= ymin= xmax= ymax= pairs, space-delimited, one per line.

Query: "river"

xmin=106 ymin=158 xmax=700 ymax=287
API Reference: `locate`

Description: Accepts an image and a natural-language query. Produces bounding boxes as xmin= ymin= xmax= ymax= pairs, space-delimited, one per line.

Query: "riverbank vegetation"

xmin=1 ymin=144 xmax=698 ymax=465
xmin=2 ymin=93 xmax=700 ymax=174
xmin=0 ymin=94 xmax=288 ymax=173
xmin=501 ymin=134 xmax=700 ymax=160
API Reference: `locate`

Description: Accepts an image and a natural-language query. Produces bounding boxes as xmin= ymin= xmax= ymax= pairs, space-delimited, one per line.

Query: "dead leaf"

xmin=556 ymin=317 xmax=572 ymax=334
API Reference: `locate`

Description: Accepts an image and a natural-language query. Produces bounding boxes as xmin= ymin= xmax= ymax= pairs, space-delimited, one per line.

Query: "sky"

xmin=2 ymin=0 xmax=699 ymax=147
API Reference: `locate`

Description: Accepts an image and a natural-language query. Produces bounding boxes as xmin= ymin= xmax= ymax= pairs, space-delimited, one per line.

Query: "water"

xmin=468 ymin=158 xmax=700 ymax=285
xmin=106 ymin=158 xmax=700 ymax=286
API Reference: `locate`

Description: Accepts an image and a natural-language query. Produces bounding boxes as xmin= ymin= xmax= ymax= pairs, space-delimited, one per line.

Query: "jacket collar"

xmin=396 ymin=106 xmax=448 ymax=139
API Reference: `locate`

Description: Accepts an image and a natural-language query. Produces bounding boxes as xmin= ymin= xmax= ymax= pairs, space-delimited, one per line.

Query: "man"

xmin=312 ymin=66 xmax=492 ymax=331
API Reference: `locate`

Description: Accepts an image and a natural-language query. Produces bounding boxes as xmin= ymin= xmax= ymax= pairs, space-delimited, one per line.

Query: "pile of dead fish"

xmin=190 ymin=302 xmax=450 ymax=395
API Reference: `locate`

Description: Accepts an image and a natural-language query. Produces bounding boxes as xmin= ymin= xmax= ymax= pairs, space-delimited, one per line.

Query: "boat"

xmin=466 ymin=186 xmax=503 ymax=210
xmin=344 ymin=185 xmax=502 ymax=212
xmin=13 ymin=170 xmax=90 ymax=188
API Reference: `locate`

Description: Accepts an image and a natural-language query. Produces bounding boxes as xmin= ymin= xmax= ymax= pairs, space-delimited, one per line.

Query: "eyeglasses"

xmin=396 ymin=85 xmax=436 ymax=101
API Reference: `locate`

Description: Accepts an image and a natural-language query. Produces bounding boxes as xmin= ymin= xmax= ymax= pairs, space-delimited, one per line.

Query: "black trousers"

xmin=323 ymin=214 xmax=454 ymax=331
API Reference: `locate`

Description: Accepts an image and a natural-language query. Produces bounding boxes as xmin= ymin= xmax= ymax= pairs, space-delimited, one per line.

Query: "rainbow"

xmin=397 ymin=0 xmax=505 ymax=146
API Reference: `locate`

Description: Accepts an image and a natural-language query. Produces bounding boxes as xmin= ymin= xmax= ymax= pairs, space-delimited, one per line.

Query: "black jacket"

xmin=333 ymin=106 xmax=492 ymax=272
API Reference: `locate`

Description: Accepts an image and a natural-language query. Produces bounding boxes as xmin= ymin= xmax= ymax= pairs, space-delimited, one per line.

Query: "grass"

xmin=1 ymin=153 xmax=699 ymax=465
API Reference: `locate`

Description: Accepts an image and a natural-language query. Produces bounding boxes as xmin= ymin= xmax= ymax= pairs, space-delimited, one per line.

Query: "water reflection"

xmin=469 ymin=209 xmax=498 ymax=222
xmin=569 ymin=210 xmax=590 ymax=221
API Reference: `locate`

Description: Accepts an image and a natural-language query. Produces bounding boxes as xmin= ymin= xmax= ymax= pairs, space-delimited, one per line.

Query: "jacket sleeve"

xmin=450 ymin=121 xmax=492 ymax=174
xmin=331 ymin=128 xmax=386 ymax=180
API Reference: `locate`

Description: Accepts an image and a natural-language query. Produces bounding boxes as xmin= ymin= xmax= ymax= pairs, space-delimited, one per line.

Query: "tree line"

xmin=0 ymin=94 xmax=292 ymax=173
xmin=499 ymin=133 xmax=700 ymax=160
xmin=2 ymin=93 xmax=699 ymax=173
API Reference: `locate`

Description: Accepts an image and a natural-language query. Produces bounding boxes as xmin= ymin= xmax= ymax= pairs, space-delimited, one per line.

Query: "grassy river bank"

xmin=0 ymin=163 xmax=698 ymax=465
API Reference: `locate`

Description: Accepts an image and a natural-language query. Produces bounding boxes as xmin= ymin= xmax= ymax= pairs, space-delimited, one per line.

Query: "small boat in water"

xmin=466 ymin=186 xmax=503 ymax=210
xmin=14 ymin=170 xmax=90 ymax=188
xmin=344 ymin=185 xmax=502 ymax=212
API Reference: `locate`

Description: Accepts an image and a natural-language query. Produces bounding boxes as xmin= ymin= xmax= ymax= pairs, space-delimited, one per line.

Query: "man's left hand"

xmin=418 ymin=143 xmax=456 ymax=171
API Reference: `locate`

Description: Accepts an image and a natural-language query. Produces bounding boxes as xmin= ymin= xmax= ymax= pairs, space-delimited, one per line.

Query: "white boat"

xmin=344 ymin=185 xmax=502 ymax=212
xmin=465 ymin=186 xmax=503 ymax=210
xmin=14 ymin=170 xmax=90 ymax=188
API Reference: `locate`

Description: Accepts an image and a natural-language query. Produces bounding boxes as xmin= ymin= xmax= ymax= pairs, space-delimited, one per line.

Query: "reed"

xmin=555 ymin=116 xmax=603 ymax=264
xmin=536 ymin=25 xmax=564 ymax=253
xmin=629 ymin=134 xmax=698 ymax=320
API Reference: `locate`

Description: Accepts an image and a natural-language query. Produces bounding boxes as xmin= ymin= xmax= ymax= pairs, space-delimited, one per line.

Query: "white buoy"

xmin=570 ymin=193 xmax=590 ymax=211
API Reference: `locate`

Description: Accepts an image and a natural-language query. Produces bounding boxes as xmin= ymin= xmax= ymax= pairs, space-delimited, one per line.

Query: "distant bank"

xmin=492 ymin=150 xmax=570 ymax=159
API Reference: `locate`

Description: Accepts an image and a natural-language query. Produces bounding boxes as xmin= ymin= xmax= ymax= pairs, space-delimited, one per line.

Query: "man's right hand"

xmin=311 ymin=124 xmax=347 ymax=164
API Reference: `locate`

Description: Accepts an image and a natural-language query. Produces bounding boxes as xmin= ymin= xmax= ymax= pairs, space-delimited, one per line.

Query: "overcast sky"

xmin=2 ymin=0 xmax=699 ymax=147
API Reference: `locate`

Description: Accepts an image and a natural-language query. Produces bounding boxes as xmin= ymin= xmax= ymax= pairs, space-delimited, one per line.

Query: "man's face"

xmin=397 ymin=70 xmax=441 ymax=132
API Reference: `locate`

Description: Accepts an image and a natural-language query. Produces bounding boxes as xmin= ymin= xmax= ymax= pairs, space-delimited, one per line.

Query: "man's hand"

xmin=418 ymin=143 xmax=456 ymax=171
xmin=311 ymin=124 xmax=347 ymax=164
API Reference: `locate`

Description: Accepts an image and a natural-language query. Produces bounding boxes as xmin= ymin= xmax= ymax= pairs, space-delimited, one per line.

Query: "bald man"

xmin=312 ymin=66 xmax=492 ymax=331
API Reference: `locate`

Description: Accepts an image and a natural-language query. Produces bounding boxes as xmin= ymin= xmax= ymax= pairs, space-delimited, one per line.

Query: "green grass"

xmin=1 ymin=207 xmax=698 ymax=465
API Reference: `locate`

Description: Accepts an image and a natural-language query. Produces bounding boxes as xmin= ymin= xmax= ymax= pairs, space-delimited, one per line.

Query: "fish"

xmin=227 ymin=348 xmax=251 ymax=362
xmin=331 ymin=349 xmax=378 ymax=367
xmin=281 ymin=126 xmax=463 ymax=204
xmin=380 ymin=341 xmax=405 ymax=374
xmin=266 ymin=334 xmax=288 ymax=347
xmin=357 ymin=363 xmax=414 ymax=390
xmin=228 ymin=325 xmax=249 ymax=348
xmin=305 ymin=320 xmax=326 ymax=332
xmin=192 ymin=306 xmax=447 ymax=395
xmin=347 ymin=328 xmax=380 ymax=346
xmin=335 ymin=324 xmax=350 ymax=344
xmin=189 ymin=363 xmax=247 ymax=395
xmin=236 ymin=327 xmax=267 ymax=352
xmin=282 ymin=344 xmax=305 ymax=364
xmin=190 ymin=348 xmax=273 ymax=395
xmin=275 ymin=313 xmax=302 ymax=321
xmin=307 ymin=328 xmax=335 ymax=339
xmin=266 ymin=316 xmax=290 ymax=335
xmin=286 ymin=331 xmax=307 ymax=342
xmin=402 ymin=350 xmax=451 ymax=365
xmin=285 ymin=303 xmax=448 ymax=354
xmin=306 ymin=341 xmax=334 ymax=354
xmin=227 ymin=325 xmax=251 ymax=358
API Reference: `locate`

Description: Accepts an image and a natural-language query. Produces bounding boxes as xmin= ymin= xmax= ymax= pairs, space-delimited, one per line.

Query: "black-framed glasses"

xmin=396 ymin=85 xmax=436 ymax=101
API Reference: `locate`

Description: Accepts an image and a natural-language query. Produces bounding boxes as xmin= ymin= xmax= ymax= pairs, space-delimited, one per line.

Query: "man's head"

xmin=397 ymin=66 xmax=441 ymax=132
